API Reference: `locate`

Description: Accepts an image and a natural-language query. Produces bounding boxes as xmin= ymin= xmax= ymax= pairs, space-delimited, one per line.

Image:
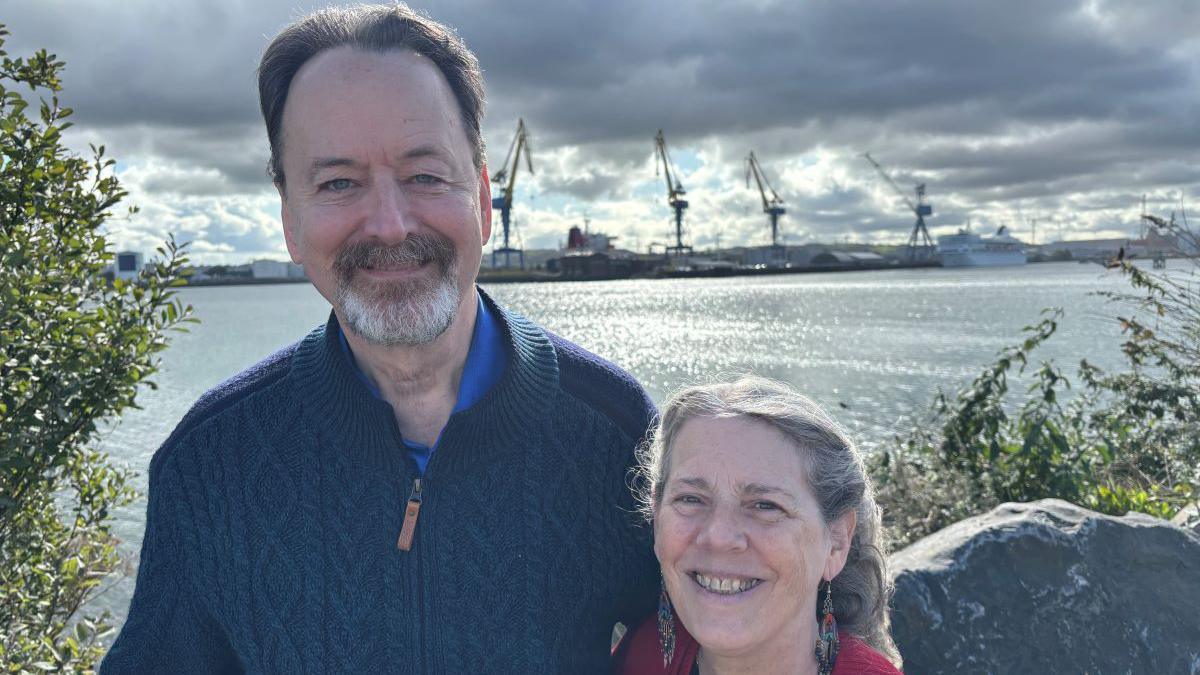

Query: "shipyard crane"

xmin=745 ymin=150 xmax=786 ymax=251
xmin=654 ymin=130 xmax=692 ymax=256
xmin=862 ymin=153 xmax=935 ymax=261
xmin=490 ymin=118 xmax=533 ymax=268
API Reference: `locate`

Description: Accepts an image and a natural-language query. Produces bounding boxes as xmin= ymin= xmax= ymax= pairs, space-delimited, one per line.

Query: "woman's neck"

xmin=696 ymin=619 xmax=820 ymax=675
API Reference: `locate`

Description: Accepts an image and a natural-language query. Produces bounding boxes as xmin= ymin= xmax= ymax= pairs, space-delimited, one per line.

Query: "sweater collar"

xmin=291 ymin=287 xmax=559 ymax=466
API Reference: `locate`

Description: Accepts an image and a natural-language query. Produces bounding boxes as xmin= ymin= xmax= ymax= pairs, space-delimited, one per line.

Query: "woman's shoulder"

xmin=832 ymin=632 xmax=903 ymax=675
xmin=611 ymin=614 xmax=700 ymax=675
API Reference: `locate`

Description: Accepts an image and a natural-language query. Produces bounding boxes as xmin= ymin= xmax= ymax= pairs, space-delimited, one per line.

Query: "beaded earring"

xmin=815 ymin=580 xmax=840 ymax=675
xmin=657 ymin=578 xmax=676 ymax=666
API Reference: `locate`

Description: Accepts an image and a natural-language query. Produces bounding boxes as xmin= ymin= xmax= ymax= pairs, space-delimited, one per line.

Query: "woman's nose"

xmin=694 ymin=505 xmax=748 ymax=552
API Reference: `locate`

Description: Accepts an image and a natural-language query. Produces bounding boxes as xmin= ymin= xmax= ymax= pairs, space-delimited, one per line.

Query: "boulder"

xmin=1172 ymin=503 xmax=1200 ymax=535
xmin=889 ymin=499 xmax=1200 ymax=674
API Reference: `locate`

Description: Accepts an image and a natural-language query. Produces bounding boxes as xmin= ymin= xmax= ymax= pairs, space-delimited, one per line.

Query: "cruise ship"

xmin=937 ymin=225 xmax=1027 ymax=267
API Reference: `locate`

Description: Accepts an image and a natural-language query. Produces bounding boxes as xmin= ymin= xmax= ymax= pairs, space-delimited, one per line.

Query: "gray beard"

xmin=332 ymin=236 xmax=462 ymax=346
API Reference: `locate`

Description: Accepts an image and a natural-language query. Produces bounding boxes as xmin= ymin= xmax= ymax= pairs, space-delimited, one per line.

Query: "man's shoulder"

xmin=544 ymin=330 xmax=656 ymax=442
xmin=151 ymin=339 xmax=303 ymax=473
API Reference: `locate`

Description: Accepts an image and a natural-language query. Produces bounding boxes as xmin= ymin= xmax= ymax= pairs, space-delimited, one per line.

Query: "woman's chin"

xmin=675 ymin=581 xmax=770 ymax=653
xmin=685 ymin=622 xmax=762 ymax=658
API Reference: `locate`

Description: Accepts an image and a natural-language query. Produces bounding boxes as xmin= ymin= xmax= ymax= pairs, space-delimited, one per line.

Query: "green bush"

xmin=875 ymin=245 xmax=1200 ymax=549
xmin=0 ymin=26 xmax=192 ymax=672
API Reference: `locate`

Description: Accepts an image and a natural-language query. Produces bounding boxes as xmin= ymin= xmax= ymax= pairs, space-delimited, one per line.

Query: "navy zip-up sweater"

xmin=101 ymin=294 xmax=659 ymax=673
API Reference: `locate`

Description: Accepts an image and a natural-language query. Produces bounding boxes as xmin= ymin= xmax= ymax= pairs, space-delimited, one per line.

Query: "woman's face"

xmin=653 ymin=415 xmax=854 ymax=658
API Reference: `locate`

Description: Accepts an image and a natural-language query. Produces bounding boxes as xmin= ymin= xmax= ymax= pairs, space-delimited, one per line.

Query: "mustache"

xmin=333 ymin=234 xmax=455 ymax=275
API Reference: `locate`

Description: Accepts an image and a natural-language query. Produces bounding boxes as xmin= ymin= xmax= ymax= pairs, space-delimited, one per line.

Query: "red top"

xmin=612 ymin=615 xmax=901 ymax=675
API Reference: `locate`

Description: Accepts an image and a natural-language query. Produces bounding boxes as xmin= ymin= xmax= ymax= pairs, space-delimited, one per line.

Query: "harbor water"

xmin=93 ymin=261 xmax=1139 ymax=626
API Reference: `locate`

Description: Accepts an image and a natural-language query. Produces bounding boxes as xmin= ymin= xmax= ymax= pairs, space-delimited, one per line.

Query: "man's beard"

xmin=332 ymin=234 xmax=461 ymax=346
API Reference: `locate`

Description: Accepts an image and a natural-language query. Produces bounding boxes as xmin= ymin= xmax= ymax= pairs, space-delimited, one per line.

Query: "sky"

xmin=5 ymin=0 xmax=1199 ymax=263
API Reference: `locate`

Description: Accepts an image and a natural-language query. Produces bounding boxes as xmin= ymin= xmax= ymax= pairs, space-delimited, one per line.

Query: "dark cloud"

xmin=3 ymin=0 xmax=1197 ymax=259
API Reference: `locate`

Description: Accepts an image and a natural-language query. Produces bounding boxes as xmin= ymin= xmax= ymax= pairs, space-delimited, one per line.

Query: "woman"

xmin=614 ymin=376 xmax=901 ymax=674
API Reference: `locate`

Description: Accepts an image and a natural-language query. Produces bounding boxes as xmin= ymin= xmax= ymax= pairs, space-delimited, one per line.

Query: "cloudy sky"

xmin=5 ymin=0 xmax=1198 ymax=262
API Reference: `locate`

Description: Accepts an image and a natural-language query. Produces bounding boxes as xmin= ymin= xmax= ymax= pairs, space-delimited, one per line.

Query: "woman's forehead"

xmin=666 ymin=416 xmax=809 ymax=488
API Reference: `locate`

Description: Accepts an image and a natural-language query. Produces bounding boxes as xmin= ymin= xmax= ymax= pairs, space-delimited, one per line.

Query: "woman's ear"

xmin=823 ymin=509 xmax=857 ymax=581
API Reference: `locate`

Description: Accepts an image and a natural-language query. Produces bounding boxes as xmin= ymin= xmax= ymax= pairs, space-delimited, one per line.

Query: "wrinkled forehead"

xmin=659 ymin=414 xmax=814 ymax=492
xmin=278 ymin=47 xmax=470 ymax=165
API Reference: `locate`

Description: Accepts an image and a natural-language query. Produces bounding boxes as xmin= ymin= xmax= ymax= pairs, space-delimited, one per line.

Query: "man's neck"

xmin=337 ymin=291 xmax=478 ymax=447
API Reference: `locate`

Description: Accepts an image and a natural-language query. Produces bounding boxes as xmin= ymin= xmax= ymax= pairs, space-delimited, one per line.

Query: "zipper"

xmin=397 ymin=478 xmax=423 ymax=551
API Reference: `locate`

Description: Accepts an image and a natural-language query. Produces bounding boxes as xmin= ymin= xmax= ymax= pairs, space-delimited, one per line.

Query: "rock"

xmin=889 ymin=499 xmax=1200 ymax=674
xmin=1171 ymin=503 xmax=1200 ymax=535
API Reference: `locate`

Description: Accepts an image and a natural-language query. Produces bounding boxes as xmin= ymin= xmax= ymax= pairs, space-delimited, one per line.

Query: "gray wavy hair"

xmin=636 ymin=375 xmax=900 ymax=665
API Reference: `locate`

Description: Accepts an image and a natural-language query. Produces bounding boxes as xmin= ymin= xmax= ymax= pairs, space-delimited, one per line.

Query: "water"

xmin=92 ymin=261 xmax=1139 ymax=625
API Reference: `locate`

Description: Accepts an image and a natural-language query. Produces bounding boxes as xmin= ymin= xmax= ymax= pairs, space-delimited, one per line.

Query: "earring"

xmin=657 ymin=577 xmax=676 ymax=666
xmin=814 ymin=580 xmax=839 ymax=675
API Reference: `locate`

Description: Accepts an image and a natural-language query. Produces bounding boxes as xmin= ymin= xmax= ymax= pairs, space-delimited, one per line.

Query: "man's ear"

xmin=823 ymin=509 xmax=857 ymax=582
xmin=276 ymin=182 xmax=303 ymax=265
xmin=479 ymin=163 xmax=493 ymax=245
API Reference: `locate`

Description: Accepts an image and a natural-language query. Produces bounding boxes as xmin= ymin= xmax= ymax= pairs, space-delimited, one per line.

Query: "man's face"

xmin=277 ymin=47 xmax=490 ymax=345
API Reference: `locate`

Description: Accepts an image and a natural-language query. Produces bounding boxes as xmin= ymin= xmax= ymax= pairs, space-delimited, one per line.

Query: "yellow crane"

xmin=490 ymin=118 xmax=533 ymax=268
xmin=654 ymin=130 xmax=692 ymax=256
xmin=745 ymin=151 xmax=786 ymax=250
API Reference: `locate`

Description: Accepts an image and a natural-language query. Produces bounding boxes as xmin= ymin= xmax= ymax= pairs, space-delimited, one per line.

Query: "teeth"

xmin=693 ymin=573 xmax=761 ymax=595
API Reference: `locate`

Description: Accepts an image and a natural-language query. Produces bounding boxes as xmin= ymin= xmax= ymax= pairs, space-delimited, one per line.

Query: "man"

xmin=102 ymin=5 xmax=658 ymax=673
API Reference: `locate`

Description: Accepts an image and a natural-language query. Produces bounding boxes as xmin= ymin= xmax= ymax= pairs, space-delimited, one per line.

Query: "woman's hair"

xmin=636 ymin=375 xmax=899 ymax=664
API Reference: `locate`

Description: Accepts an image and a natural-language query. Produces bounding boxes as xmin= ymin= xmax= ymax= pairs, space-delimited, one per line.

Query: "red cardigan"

xmin=612 ymin=615 xmax=901 ymax=674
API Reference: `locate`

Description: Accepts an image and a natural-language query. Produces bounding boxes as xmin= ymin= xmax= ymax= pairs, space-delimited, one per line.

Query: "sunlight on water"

xmin=92 ymin=261 xmax=1140 ymax=622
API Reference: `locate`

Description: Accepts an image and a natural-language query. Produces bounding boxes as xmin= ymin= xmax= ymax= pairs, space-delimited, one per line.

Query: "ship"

xmin=937 ymin=225 xmax=1027 ymax=267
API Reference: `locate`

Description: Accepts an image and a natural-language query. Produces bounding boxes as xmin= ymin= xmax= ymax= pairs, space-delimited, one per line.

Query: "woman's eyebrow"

xmin=673 ymin=476 xmax=711 ymax=491
xmin=739 ymin=482 xmax=797 ymax=500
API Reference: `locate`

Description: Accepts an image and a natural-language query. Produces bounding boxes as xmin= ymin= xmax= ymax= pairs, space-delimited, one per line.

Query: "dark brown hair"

xmin=257 ymin=3 xmax=486 ymax=186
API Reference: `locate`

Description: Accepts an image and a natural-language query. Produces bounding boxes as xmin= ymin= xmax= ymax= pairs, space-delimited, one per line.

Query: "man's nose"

xmin=695 ymin=504 xmax=748 ymax=552
xmin=362 ymin=179 xmax=412 ymax=243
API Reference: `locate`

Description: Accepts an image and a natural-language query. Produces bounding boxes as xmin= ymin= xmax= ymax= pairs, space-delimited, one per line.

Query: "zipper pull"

xmin=397 ymin=478 xmax=423 ymax=551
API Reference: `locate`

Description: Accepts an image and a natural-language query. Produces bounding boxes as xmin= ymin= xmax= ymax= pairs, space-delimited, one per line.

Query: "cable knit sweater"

xmin=101 ymin=294 xmax=659 ymax=674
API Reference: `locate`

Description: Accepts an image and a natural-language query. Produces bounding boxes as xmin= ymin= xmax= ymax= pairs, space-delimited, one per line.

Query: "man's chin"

xmin=336 ymin=277 xmax=461 ymax=347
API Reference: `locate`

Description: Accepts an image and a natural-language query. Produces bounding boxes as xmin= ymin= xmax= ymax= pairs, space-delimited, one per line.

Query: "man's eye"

xmin=412 ymin=174 xmax=443 ymax=184
xmin=322 ymin=178 xmax=355 ymax=192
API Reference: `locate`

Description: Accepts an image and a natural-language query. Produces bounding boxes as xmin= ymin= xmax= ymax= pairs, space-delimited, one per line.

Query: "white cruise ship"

xmin=937 ymin=225 xmax=1027 ymax=267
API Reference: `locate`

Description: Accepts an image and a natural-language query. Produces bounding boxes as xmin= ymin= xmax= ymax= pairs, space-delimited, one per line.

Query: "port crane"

xmin=654 ymin=130 xmax=692 ymax=256
xmin=490 ymin=118 xmax=533 ymax=268
xmin=862 ymin=153 xmax=935 ymax=261
xmin=745 ymin=150 xmax=786 ymax=252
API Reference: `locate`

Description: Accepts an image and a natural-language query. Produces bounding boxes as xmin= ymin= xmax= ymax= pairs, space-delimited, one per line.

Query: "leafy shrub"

xmin=875 ymin=237 xmax=1200 ymax=549
xmin=0 ymin=26 xmax=192 ymax=672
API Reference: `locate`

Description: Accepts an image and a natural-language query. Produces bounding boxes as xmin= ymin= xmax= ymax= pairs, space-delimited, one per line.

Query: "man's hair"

xmin=258 ymin=3 xmax=486 ymax=186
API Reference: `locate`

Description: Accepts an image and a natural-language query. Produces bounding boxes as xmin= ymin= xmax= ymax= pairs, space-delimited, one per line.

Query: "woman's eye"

xmin=674 ymin=494 xmax=702 ymax=505
xmin=753 ymin=501 xmax=780 ymax=511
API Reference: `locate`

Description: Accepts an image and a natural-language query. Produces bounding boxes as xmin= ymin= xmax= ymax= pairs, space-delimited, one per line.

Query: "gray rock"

xmin=889 ymin=499 xmax=1200 ymax=674
xmin=1172 ymin=504 xmax=1200 ymax=535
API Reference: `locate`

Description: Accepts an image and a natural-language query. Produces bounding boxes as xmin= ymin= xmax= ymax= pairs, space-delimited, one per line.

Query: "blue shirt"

xmin=337 ymin=291 xmax=508 ymax=473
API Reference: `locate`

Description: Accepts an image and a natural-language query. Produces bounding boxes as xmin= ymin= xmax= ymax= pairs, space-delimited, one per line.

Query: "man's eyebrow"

xmin=307 ymin=157 xmax=361 ymax=182
xmin=306 ymin=146 xmax=451 ymax=182
xmin=398 ymin=144 xmax=446 ymax=161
